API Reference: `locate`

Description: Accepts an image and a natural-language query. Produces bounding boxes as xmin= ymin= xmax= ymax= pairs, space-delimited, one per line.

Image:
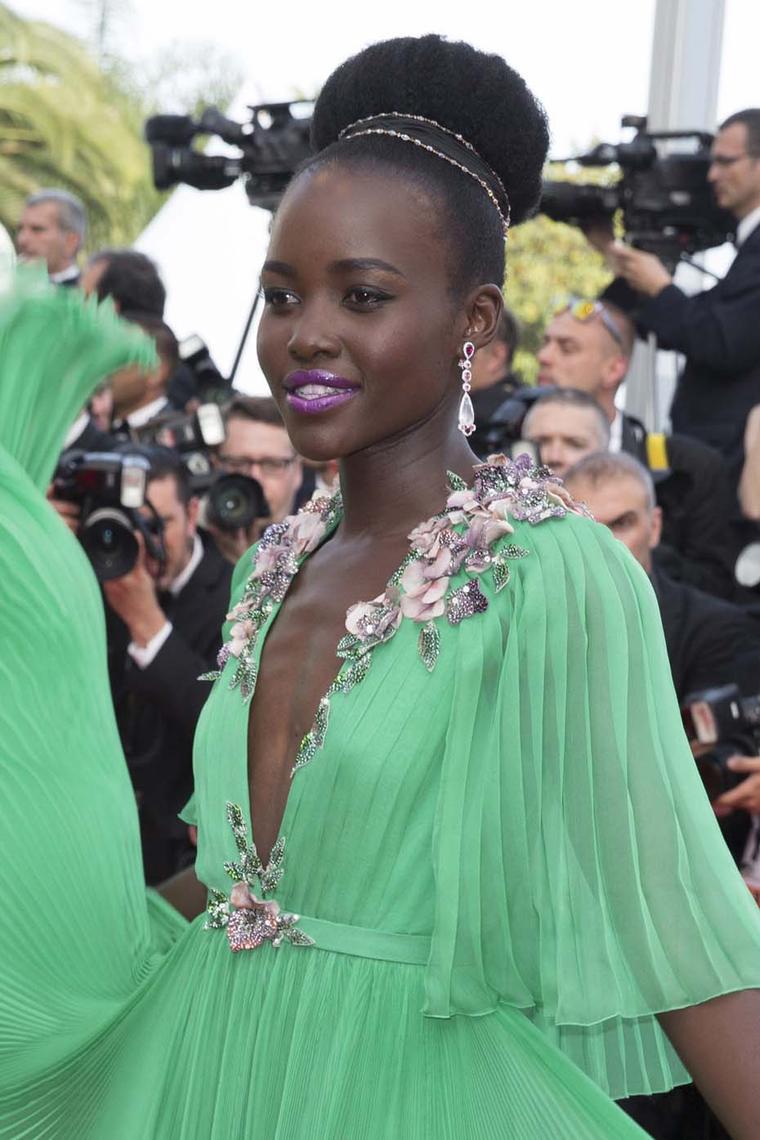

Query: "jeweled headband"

xmin=338 ymin=112 xmax=511 ymax=234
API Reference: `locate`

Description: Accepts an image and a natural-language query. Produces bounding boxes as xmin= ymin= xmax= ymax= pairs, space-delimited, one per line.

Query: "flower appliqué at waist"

xmin=204 ymin=803 xmax=314 ymax=953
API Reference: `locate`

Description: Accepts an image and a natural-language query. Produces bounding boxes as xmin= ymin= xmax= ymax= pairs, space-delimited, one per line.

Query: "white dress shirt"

xmin=127 ymin=396 xmax=169 ymax=428
xmin=63 ymin=411 xmax=90 ymax=449
xmin=736 ymin=204 xmax=760 ymax=248
xmin=49 ymin=264 xmax=79 ymax=285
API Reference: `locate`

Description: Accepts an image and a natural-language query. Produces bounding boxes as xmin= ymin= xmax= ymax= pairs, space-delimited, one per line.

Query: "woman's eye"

xmin=262 ymin=287 xmax=299 ymax=307
xmin=344 ymin=287 xmax=390 ymax=307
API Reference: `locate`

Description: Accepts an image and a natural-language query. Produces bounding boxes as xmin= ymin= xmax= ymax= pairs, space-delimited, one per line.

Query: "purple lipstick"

xmin=283 ymin=370 xmax=360 ymax=416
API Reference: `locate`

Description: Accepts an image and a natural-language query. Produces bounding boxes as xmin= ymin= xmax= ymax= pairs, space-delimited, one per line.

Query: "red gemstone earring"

xmin=457 ymin=340 xmax=476 ymax=436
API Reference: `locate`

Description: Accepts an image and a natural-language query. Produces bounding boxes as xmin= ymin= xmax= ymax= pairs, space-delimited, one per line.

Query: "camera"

xmin=53 ymin=450 xmax=165 ymax=581
xmin=471 ymin=386 xmax=548 ymax=460
xmin=541 ymin=116 xmax=735 ymax=269
xmin=134 ymin=405 xmax=270 ymax=532
xmin=144 ymin=102 xmax=313 ymax=211
xmin=682 ymin=683 xmax=760 ymax=798
xmin=178 ymin=334 xmax=231 ymax=404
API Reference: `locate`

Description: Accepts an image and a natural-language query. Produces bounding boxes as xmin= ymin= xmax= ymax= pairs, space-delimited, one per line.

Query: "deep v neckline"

xmin=239 ymin=475 xmax=460 ymax=868
xmin=241 ymin=513 xmax=344 ymax=869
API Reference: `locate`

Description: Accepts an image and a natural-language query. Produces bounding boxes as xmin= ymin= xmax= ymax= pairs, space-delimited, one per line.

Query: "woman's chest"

xmin=248 ymin=538 xmax=413 ymax=752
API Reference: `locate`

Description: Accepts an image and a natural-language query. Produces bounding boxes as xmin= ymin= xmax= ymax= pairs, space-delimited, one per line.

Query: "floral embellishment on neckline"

xmin=205 ymin=803 xmax=315 ymax=952
xmin=199 ymin=493 xmax=342 ymax=697
xmin=337 ymin=452 xmax=585 ymax=672
xmin=202 ymin=453 xmax=586 ymax=695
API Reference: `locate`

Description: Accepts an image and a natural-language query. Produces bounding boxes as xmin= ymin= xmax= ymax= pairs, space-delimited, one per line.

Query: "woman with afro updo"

xmin=1 ymin=33 xmax=760 ymax=1140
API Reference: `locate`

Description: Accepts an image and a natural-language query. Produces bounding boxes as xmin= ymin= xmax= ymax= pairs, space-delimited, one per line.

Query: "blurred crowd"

xmin=14 ymin=107 xmax=760 ymax=951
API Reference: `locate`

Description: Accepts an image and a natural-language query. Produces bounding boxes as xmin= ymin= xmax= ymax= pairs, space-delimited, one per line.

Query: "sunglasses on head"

xmin=560 ymin=298 xmax=625 ymax=349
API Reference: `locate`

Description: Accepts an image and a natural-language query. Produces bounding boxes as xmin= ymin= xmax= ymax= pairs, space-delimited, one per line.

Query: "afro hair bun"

xmin=311 ymin=34 xmax=550 ymax=226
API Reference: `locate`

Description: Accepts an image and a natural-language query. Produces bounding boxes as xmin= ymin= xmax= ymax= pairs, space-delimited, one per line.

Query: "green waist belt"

xmin=298 ymin=915 xmax=431 ymax=965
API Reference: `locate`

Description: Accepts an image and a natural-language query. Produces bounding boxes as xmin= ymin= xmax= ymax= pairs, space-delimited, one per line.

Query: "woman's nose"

xmin=287 ymin=303 xmax=341 ymax=362
xmin=541 ymin=443 xmax=565 ymax=471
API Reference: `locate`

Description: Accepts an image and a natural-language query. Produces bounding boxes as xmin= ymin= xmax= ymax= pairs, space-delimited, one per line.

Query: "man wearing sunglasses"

xmin=538 ymin=297 xmax=737 ymax=598
xmin=591 ymin=109 xmax=760 ymax=498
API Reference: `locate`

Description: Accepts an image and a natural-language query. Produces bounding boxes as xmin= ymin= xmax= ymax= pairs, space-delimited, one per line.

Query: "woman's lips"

xmin=286 ymin=388 xmax=359 ymax=415
xmin=283 ymin=370 xmax=360 ymax=415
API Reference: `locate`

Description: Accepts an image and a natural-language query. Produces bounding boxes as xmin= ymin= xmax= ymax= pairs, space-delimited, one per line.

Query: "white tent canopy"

xmin=135 ymin=180 xmax=271 ymax=395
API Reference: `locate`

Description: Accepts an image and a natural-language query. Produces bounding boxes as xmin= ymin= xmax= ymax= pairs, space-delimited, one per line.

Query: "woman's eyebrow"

xmin=261 ymin=260 xmax=296 ymax=277
xmin=261 ymin=257 xmax=407 ymax=279
xmin=329 ymin=258 xmax=406 ymax=278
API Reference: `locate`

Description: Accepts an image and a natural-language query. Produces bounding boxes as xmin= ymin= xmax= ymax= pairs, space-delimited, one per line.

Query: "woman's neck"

xmin=337 ymin=406 xmax=478 ymax=539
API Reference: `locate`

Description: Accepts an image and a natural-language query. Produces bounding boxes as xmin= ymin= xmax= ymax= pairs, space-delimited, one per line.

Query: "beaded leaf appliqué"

xmin=205 ymin=802 xmax=315 ymax=952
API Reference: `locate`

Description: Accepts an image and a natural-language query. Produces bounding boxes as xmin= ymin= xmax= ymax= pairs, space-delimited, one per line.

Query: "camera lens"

xmin=207 ymin=474 xmax=268 ymax=531
xmin=81 ymin=508 xmax=139 ymax=581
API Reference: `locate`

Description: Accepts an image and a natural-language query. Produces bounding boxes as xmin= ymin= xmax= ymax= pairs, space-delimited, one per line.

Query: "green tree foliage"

xmin=0 ymin=2 xmax=162 ymax=250
xmin=138 ymin=40 xmax=245 ymax=119
xmin=507 ymin=164 xmax=617 ymax=382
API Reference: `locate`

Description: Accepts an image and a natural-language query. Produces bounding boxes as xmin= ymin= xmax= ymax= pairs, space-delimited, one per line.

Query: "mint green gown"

xmin=2 ymin=277 xmax=760 ymax=1138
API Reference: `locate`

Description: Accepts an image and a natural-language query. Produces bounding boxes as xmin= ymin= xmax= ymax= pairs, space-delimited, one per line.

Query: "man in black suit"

xmin=103 ymin=447 xmax=232 ymax=884
xmin=536 ymin=302 xmax=737 ymax=596
xmin=16 ymin=189 xmax=85 ymax=286
xmin=603 ymin=109 xmax=760 ymax=491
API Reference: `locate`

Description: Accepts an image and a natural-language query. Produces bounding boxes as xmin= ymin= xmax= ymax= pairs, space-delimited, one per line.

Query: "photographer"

xmin=537 ymin=299 xmax=737 ymax=597
xmin=206 ymin=395 xmax=303 ymax=564
xmin=60 ymin=379 xmax=116 ymax=454
xmin=522 ymin=388 xmax=611 ymax=476
xmin=593 ymin=109 xmax=760 ymax=492
xmin=81 ymin=248 xmax=167 ymax=317
xmin=103 ymin=446 xmax=232 ymax=884
xmin=110 ymin=310 xmax=178 ymax=435
xmin=80 ymin=253 xmax=206 ymax=413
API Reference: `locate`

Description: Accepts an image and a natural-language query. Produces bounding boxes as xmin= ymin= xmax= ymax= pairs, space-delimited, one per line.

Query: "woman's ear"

xmin=461 ymin=284 xmax=504 ymax=350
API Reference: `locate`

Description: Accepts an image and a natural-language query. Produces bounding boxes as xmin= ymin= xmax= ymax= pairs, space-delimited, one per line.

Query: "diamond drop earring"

xmin=457 ymin=340 xmax=476 ymax=437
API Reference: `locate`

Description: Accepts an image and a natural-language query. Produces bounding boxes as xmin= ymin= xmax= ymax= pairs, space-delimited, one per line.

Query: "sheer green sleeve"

xmin=178 ymin=794 xmax=198 ymax=826
xmin=426 ymin=511 xmax=760 ymax=1098
xmin=0 ymin=269 xmax=154 ymax=491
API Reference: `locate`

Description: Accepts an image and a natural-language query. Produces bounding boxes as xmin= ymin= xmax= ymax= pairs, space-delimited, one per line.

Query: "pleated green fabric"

xmin=2 ymin=277 xmax=760 ymax=1137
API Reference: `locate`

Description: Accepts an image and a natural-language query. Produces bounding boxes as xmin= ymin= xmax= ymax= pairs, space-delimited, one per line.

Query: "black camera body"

xmin=541 ymin=117 xmax=735 ymax=269
xmin=178 ymin=334 xmax=230 ymax=404
xmin=682 ymin=683 xmax=760 ymax=798
xmin=53 ymin=450 xmax=165 ymax=581
xmin=471 ymin=386 xmax=549 ymax=461
xmin=134 ymin=405 xmax=270 ymax=532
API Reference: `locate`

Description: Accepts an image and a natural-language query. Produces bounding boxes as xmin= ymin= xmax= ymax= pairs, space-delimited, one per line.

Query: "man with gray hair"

xmin=521 ymin=388 xmax=610 ymax=478
xmin=16 ymin=189 xmax=86 ymax=286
